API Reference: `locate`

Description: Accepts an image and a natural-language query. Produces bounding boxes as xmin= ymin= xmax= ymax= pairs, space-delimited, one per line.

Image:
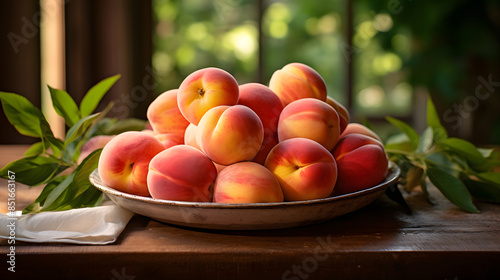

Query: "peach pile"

xmin=97 ymin=63 xmax=389 ymax=203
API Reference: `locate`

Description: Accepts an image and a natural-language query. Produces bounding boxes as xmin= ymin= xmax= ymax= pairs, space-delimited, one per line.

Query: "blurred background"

xmin=1 ymin=0 xmax=499 ymax=145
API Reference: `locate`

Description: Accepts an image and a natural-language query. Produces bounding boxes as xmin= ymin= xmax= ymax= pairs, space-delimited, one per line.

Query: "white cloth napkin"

xmin=0 ymin=202 xmax=134 ymax=244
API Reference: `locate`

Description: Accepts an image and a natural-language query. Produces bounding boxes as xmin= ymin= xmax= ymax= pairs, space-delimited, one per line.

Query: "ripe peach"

xmin=252 ymin=135 xmax=279 ymax=165
xmin=213 ymin=162 xmax=284 ymax=203
xmin=238 ymin=83 xmax=283 ymax=137
xmin=238 ymin=83 xmax=284 ymax=164
xmin=177 ymin=67 xmax=239 ymax=125
xmin=147 ymin=145 xmax=217 ymax=202
xmin=154 ymin=133 xmax=184 ymax=149
xmin=332 ymin=134 xmax=388 ymax=195
xmin=278 ymin=98 xmax=341 ymax=151
xmin=183 ymin=123 xmax=200 ymax=150
xmin=264 ymin=138 xmax=338 ymax=201
xmin=98 ymin=131 xmax=165 ymax=197
xmin=197 ymin=105 xmax=264 ymax=166
xmin=147 ymin=89 xmax=190 ymax=137
xmin=326 ymin=96 xmax=349 ymax=134
xmin=269 ymin=62 xmax=327 ymax=106
xmin=339 ymin=123 xmax=382 ymax=142
xmin=213 ymin=161 xmax=228 ymax=174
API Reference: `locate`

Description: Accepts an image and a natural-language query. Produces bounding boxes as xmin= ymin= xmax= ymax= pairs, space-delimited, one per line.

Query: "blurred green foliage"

xmin=152 ymin=0 xmax=259 ymax=90
xmin=152 ymin=0 xmax=408 ymax=113
xmin=152 ymin=0 xmax=500 ymax=144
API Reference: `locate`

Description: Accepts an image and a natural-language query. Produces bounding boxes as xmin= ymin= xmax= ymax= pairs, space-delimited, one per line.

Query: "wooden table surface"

xmin=1 ymin=145 xmax=499 ymax=280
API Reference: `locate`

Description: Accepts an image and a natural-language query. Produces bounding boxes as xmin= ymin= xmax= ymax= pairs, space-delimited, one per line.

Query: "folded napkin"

xmin=0 ymin=201 xmax=134 ymax=245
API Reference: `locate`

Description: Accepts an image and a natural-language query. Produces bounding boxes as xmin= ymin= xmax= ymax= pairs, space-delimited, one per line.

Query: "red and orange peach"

xmin=326 ymin=96 xmax=349 ymax=134
xmin=154 ymin=132 xmax=184 ymax=149
xmin=147 ymin=89 xmax=190 ymax=137
xmin=269 ymin=62 xmax=327 ymax=106
xmin=238 ymin=83 xmax=283 ymax=164
xmin=339 ymin=123 xmax=382 ymax=142
xmin=183 ymin=123 xmax=200 ymax=150
xmin=177 ymin=67 xmax=239 ymax=125
xmin=213 ymin=161 xmax=284 ymax=203
xmin=332 ymin=134 xmax=388 ymax=195
xmin=197 ymin=105 xmax=264 ymax=166
xmin=278 ymin=98 xmax=341 ymax=151
xmin=98 ymin=131 xmax=165 ymax=197
xmin=265 ymin=138 xmax=338 ymax=201
xmin=147 ymin=145 xmax=217 ymax=202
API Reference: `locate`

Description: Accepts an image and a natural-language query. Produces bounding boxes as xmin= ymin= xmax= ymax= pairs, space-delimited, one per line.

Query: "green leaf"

xmin=426 ymin=95 xmax=448 ymax=142
xmin=473 ymin=150 xmax=500 ymax=172
xmin=463 ymin=176 xmax=500 ymax=204
xmin=440 ymin=138 xmax=486 ymax=168
xmin=384 ymin=133 xmax=413 ymax=153
xmin=22 ymin=175 xmax=68 ymax=214
xmin=62 ymin=141 xmax=77 ymax=164
xmin=48 ymin=86 xmax=80 ymax=127
xmin=427 ymin=167 xmax=479 ymax=213
xmin=477 ymin=148 xmax=494 ymax=158
xmin=73 ymin=149 xmax=102 ymax=188
xmin=417 ymin=127 xmax=434 ymax=153
xmin=40 ymin=118 xmax=64 ymax=153
xmin=386 ymin=116 xmax=419 ymax=151
xmin=56 ymin=186 xmax=103 ymax=211
xmin=65 ymin=112 xmax=101 ymax=144
xmin=89 ymin=117 xmax=117 ymax=136
xmin=70 ymin=102 xmax=113 ymax=163
xmin=35 ymin=149 xmax=103 ymax=212
xmin=24 ymin=142 xmax=45 ymax=157
xmin=38 ymin=173 xmax=75 ymax=211
xmin=476 ymin=172 xmax=500 ymax=186
xmin=0 ymin=155 xmax=65 ymax=186
xmin=426 ymin=151 xmax=461 ymax=177
xmin=102 ymin=118 xmax=147 ymax=135
xmin=80 ymin=74 xmax=120 ymax=117
xmin=0 ymin=92 xmax=47 ymax=138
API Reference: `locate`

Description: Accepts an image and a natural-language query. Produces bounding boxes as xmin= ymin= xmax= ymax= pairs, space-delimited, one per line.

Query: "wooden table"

xmin=1 ymin=145 xmax=500 ymax=279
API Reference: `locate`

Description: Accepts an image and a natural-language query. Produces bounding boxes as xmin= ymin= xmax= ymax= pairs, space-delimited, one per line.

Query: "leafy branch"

xmin=0 ymin=75 xmax=136 ymax=214
xmin=385 ymin=96 xmax=500 ymax=213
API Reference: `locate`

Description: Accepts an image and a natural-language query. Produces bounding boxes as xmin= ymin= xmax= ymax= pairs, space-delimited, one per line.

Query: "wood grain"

xmin=1 ymin=146 xmax=499 ymax=279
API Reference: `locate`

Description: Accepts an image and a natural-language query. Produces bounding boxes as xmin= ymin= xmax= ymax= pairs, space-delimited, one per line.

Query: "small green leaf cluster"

xmin=0 ymin=75 xmax=128 ymax=214
xmin=385 ymin=96 xmax=500 ymax=213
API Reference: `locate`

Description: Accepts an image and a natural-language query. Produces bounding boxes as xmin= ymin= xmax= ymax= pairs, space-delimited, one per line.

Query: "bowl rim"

xmin=89 ymin=161 xmax=400 ymax=210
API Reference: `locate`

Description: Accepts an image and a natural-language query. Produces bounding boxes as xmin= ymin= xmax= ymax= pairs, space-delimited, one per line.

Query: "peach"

xmin=213 ymin=162 xmax=284 ymax=203
xmin=213 ymin=161 xmax=228 ymax=174
xmin=326 ymin=96 xmax=350 ymax=134
xmin=278 ymin=98 xmax=341 ymax=151
xmin=147 ymin=145 xmax=217 ymax=202
xmin=197 ymin=105 xmax=264 ymax=166
xmin=177 ymin=67 xmax=239 ymax=125
xmin=339 ymin=123 xmax=382 ymax=142
xmin=154 ymin=132 xmax=184 ymax=149
xmin=332 ymin=134 xmax=388 ymax=195
xmin=252 ymin=135 xmax=279 ymax=165
xmin=78 ymin=135 xmax=114 ymax=164
xmin=183 ymin=123 xmax=200 ymax=150
xmin=238 ymin=83 xmax=284 ymax=164
xmin=268 ymin=62 xmax=327 ymax=106
xmin=98 ymin=131 xmax=165 ymax=197
xmin=264 ymin=138 xmax=338 ymax=201
xmin=147 ymin=89 xmax=190 ymax=137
